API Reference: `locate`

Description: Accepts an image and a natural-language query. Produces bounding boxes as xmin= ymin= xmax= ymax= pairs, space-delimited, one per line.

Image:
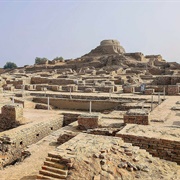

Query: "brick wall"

xmin=124 ymin=115 xmax=149 ymax=125
xmin=167 ymin=85 xmax=179 ymax=95
xmin=116 ymin=134 xmax=180 ymax=164
xmin=78 ymin=114 xmax=101 ymax=129
xmin=123 ymin=86 xmax=134 ymax=93
xmin=62 ymin=113 xmax=80 ymax=126
xmin=0 ymin=115 xmax=63 ymax=168
xmin=33 ymin=97 xmax=120 ymax=111
xmin=145 ymin=89 xmax=154 ymax=95
xmin=4 ymin=116 xmax=63 ymax=148
xmin=0 ymin=104 xmax=23 ymax=131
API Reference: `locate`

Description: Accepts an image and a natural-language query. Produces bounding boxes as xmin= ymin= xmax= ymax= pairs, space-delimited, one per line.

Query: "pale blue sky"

xmin=0 ymin=0 xmax=180 ymax=67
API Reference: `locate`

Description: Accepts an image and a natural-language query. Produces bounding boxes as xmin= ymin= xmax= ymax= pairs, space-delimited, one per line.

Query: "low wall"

xmin=62 ymin=113 xmax=81 ymax=126
xmin=33 ymin=97 xmax=120 ymax=111
xmin=0 ymin=115 xmax=63 ymax=167
xmin=0 ymin=115 xmax=63 ymax=148
xmin=124 ymin=115 xmax=149 ymax=125
xmin=116 ymin=132 xmax=180 ymax=164
xmin=30 ymin=92 xmax=146 ymax=101
xmin=14 ymin=98 xmax=35 ymax=109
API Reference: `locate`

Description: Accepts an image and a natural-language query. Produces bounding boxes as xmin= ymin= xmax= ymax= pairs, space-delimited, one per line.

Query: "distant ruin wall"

xmin=116 ymin=134 xmax=180 ymax=164
xmin=33 ymin=97 xmax=120 ymax=111
xmin=152 ymin=76 xmax=180 ymax=85
xmin=31 ymin=77 xmax=75 ymax=85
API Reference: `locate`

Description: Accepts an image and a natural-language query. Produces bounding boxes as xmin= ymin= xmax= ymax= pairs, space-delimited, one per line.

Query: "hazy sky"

xmin=0 ymin=0 xmax=180 ymax=67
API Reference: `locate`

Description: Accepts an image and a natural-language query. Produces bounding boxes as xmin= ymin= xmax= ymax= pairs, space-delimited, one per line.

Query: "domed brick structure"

xmin=84 ymin=39 xmax=126 ymax=56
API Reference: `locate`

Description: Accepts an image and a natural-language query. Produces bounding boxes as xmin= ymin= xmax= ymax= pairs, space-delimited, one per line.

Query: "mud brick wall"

xmin=3 ymin=86 xmax=14 ymax=91
xmin=145 ymin=89 xmax=154 ymax=95
xmin=15 ymin=84 xmax=22 ymax=89
xmin=33 ymin=97 xmax=120 ymax=111
xmin=123 ymin=86 xmax=134 ymax=93
xmin=116 ymin=134 xmax=180 ymax=164
xmin=0 ymin=115 xmax=63 ymax=167
xmin=0 ymin=104 xmax=23 ymax=131
xmin=0 ymin=115 xmax=63 ymax=148
xmin=31 ymin=77 xmax=49 ymax=84
xmin=14 ymin=98 xmax=35 ymax=109
xmin=152 ymin=76 xmax=171 ymax=85
xmin=50 ymin=85 xmax=62 ymax=91
xmin=114 ymin=86 xmax=122 ymax=92
xmin=149 ymin=68 xmax=164 ymax=75
xmin=36 ymin=84 xmax=49 ymax=91
xmin=96 ymin=86 xmax=114 ymax=93
xmin=167 ymin=85 xmax=179 ymax=95
xmin=152 ymin=76 xmax=180 ymax=85
xmin=124 ymin=115 xmax=149 ymax=125
xmin=78 ymin=114 xmax=102 ymax=129
xmin=171 ymin=77 xmax=180 ymax=85
xmin=25 ymin=84 xmax=35 ymax=90
xmin=62 ymin=85 xmax=78 ymax=92
xmin=49 ymin=78 xmax=75 ymax=85
xmin=62 ymin=113 xmax=81 ymax=126
xmin=8 ymin=79 xmax=31 ymax=87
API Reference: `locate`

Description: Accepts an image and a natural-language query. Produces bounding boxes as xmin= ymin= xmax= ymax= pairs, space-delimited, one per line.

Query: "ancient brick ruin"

xmin=0 ymin=39 xmax=179 ymax=179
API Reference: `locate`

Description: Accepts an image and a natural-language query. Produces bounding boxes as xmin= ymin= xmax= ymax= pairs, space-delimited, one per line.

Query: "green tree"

xmin=53 ymin=56 xmax=64 ymax=61
xmin=3 ymin=62 xmax=17 ymax=69
xmin=35 ymin=57 xmax=48 ymax=64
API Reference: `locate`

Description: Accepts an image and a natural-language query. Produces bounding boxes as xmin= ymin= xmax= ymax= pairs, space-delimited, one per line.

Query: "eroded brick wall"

xmin=0 ymin=104 xmax=23 ymax=131
xmin=116 ymin=134 xmax=180 ymax=164
xmin=124 ymin=115 xmax=149 ymax=125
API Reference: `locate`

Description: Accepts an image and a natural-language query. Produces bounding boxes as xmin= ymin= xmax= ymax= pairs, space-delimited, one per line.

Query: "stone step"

xmin=39 ymin=170 xmax=67 ymax=179
xmin=36 ymin=174 xmax=58 ymax=179
xmin=44 ymin=161 xmax=67 ymax=170
xmin=42 ymin=165 xmax=67 ymax=175
xmin=48 ymin=152 xmax=62 ymax=159
xmin=46 ymin=157 xmax=61 ymax=163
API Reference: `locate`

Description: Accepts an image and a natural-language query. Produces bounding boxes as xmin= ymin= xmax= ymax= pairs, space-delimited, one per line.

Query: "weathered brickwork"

xmin=33 ymin=97 xmax=120 ymax=111
xmin=0 ymin=104 xmax=23 ymax=131
xmin=116 ymin=134 xmax=180 ymax=164
xmin=123 ymin=86 xmax=134 ymax=93
xmin=167 ymin=85 xmax=179 ymax=95
xmin=78 ymin=113 xmax=102 ymax=129
xmin=62 ymin=113 xmax=81 ymax=126
xmin=124 ymin=109 xmax=149 ymax=125
xmin=144 ymin=89 xmax=154 ymax=95
xmin=124 ymin=115 xmax=149 ymax=125
xmin=0 ymin=115 xmax=63 ymax=168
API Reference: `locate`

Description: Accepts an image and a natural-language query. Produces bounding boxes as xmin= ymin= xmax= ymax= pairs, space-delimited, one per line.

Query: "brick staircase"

xmin=37 ymin=152 xmax=68 ymax=180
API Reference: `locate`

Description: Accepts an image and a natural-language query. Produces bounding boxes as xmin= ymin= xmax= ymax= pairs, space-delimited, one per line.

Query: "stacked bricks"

xmin=62 ymin=113 xmax=80 ymax=126
xmin=57 ymin=130 xmax=78 ymax=144
xmin=116 ymin=133 xmax=180 ymax=165
xmin=51 ymin=85 xmax=62 ymax=91
xmin=167 ymin=85 xmax=179 ymax=95
xmin=78 ymin=113 xmax=102 ymax=130
xmin=4 ymin=86 xmax=14 ymax=91
xmin=144 ymin=89 xmax=154 ymax=95
xmin=0 ymin=104 xmax=23 ymax=130
xmin=62 ymin=85 xmax=78 ymax=92
xmin=123 ymin=86 xmax=134 ymax=93
xmin=124 ymin=109 xmax=149 ymax=125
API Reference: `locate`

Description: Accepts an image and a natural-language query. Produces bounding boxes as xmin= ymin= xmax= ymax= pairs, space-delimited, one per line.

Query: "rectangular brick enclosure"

xmin=124 ymin=109 xmax=149 ymax=125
